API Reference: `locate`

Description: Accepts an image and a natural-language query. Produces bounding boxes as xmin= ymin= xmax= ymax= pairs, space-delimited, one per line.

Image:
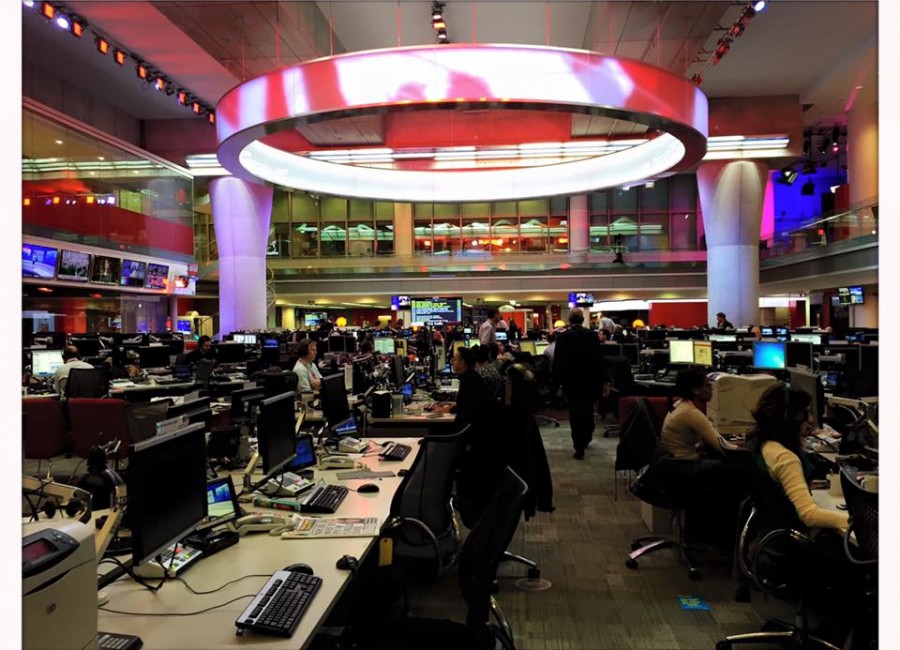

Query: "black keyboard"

xmin=235 ymin=570 xmax=322 ymax=638
xmin=299 ymin=484 xmax=349 ymax=514
xmin=97 ymin=632 xmax=143 ymax=650
xmin=379 ymin=442 xmax=412 ymax=461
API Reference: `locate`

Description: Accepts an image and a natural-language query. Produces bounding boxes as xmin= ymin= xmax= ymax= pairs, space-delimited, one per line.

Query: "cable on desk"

xmin=99 ymin=594 xmax=256 ymax=617
xmin=175 ymin=574 xmax=271 ymax=595
xmin=98 ymin=555 xmax=166 ymax=592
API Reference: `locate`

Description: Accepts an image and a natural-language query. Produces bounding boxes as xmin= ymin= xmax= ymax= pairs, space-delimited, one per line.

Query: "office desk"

xmin=110 ymin=378 xmax=248 ymax=402
xmin=98 ymin=439 xmax=417 ymax=649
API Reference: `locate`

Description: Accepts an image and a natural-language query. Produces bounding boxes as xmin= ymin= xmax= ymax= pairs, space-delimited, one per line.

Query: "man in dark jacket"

xmin=553 ymin=308 xmax=607 ymax=459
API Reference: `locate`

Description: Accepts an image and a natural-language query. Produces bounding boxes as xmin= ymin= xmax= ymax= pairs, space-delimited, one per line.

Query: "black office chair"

xmin=839 ymin=467 xmax=878 ymax=650
xmin=527 ymin=355 xmax=560 ymax=428
xmin=64 ymin=366 xmax=111 ymax=399
xmin=600 ymin=355 xmax=643 ymax=437
xmin=194 ymin=358 xmax=215 ymax=389
xmin=358 ymin=467 xmax=525 ymax=650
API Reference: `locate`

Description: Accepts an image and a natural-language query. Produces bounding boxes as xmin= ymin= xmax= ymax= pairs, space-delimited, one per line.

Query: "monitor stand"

xmin=132 ymin=543 xmax=203 ymax=579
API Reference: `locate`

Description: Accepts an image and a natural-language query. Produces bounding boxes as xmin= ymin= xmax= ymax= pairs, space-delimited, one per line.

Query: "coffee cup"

xmin=860 ymin=475 xmax=878 ymax=493
xmin=828 ymin=473 xmax=843 ymax=497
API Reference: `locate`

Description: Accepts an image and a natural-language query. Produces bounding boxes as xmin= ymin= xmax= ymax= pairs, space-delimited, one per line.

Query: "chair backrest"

xmin=605 ymin=355 xmax=635 ymax=393
xmin=65 ymin=366 xmax=110 ymax=399
xmin=458 ymin=466 xmax=527 ymax=632
xmin=23 ymin=398 xmax=69 ymax=459
xmin=257 ymin=370 xmax=299 ymax=397
xmin=615 ymin=397 xmax=664 ymax=471
xmin=195 ymin=358 xmax=216 ymax=388
xmin=390 ymin=427 xmax=468 ymax=545
xmin=840 ymin=467 xmax=878 ymax=562
xmin=67 ymin=397 xmax=130 ymax=459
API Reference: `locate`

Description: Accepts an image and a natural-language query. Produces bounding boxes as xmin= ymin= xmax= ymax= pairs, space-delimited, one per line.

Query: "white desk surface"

xmin=98 ymin=438 xmax=418 ymax=649
xmin=811 ymin=487 xmax=845 ymax=512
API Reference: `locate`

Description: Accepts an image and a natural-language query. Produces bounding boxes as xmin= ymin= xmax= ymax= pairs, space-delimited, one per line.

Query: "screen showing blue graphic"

xmin=753 ymin=341 xmax=786 ymax=370
xmin=22 ymin=244 xmax=59 ymax=279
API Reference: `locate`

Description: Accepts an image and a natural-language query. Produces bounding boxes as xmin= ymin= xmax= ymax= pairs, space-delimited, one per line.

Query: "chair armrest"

xmin=843 ymin=523 xmax=877 ymax=567
xmin=749 ymin=527 xmax=813 ymax=592
xmin=382 ymin=515 xmax=445 ymax=576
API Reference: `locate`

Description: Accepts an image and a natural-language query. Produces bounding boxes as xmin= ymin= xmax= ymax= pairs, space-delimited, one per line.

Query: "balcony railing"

xmin=760 ymin=204 xmax=878 ymax=260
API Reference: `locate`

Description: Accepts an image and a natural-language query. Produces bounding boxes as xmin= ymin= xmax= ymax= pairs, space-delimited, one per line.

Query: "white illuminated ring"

xmin=216 ymin=44 xmax=708 ymax=202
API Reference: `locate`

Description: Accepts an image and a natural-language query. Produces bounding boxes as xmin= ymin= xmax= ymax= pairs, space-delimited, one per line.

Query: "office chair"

xmin=68 ymin=398 xmax=131 ymax=463
xmin=357 ymin=467 xmax=525 ymax=650
xmin=600 ymin=355 xmax=643 ymax=437
xmin=23 ymin=398 xmax=70 ymax=471
xmin=124 ymin=400 xmax=173 ymax=444
xmin=194 ymin=358 xmax=216 ymax=390
xmin=64 ymin=366 xmax=111 ymax=399
xmin=839 ymin=468 xmax=878 ymax=650
xmin=613 ymin=396 xmax=665 ymax=500
xmin=527 ymin=355 xmax=560 ymax=428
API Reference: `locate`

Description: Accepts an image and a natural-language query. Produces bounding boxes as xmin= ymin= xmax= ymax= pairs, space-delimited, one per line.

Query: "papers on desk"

xmin=281 ymin=516 xmax=379 ymax=539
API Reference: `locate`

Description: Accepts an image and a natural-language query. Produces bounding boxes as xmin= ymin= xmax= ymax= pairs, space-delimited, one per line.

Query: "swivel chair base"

xmin=625 ymin=535 xmax=701 ymax=580
xmin=501 ymin=551 xmax=552 ymax=591
xmin=717 ymin=616 xmax=842 ymax=650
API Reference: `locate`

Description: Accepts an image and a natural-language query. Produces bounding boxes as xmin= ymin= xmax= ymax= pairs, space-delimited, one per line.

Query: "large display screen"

xmin=391 ymin=295 xmax=412 ymax=310
xmin=753 ymin=341 xmax=786 ymax=370
xmin=22 ymin=244 xmax=58 ymax=279
xmin=411 ymin=297 xmax=462 ymax=325
xmin=121 ymin=260 xmax=146 ymax=288
xmin=57 ymin=250 xmax=91 ymax=282
xmin=668 ymin=339 xmax=694 ymax=364
xmin=568 ymin=292 xmax=594 ymax=307
xmin=91 ymin=255 xmax=122 ymax=285
xmin=145 ymin=263 xmax=169 ymax=290
xmin=837 ymin=286 xmax=865 ymax=305
xmin=304 ymin=312 xmax=327 ymax=327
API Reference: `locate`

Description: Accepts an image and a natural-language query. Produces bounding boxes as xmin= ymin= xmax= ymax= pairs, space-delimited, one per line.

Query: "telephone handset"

xmin=318 ymin=456 xmax=357 ymax=470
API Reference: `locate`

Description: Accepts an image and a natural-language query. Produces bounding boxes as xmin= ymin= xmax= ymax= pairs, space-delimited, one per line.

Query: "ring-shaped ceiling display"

xmin=216 ymin=44 xmax=708 ymax=202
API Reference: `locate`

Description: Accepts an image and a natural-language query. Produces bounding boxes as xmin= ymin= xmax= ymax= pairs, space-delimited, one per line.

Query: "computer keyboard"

xmin=97 ymin=632 xmax=143 ymax=649
xmin=235 ymin=570 xmax=322 ymax=638
xmin=298 ymin=483 xmax=349 ymax=514
xmin=379 ymin=442 xmax=412 ymax=461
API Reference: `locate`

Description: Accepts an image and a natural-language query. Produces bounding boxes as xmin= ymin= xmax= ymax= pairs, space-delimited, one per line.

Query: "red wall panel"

xmin=648 ymin=302 xmax=708 ymax=329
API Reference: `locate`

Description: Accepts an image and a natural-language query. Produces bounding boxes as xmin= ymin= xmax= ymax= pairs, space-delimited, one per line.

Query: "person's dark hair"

xmin=472 ymin=344 xmax=489 ymax=364
xmin=546 ymin=332 xmax=556 ymax=343
xmin=62 ymin=345 xmax=80 ymax=361
xmin=673 ymin=368 xmax=708 ymax=400
xmin=746 ymin=384 xmax=812 ymax=455
xmin=504 ymin=362 xmax=538 ymax=410
xmin=568 ymin=308 xmax=585 ymax=325
xmin=455 ymin=346 xmax=476 ymax=369
xmin=359 ymin=339 xmax=374 ymax=354
xmin=716 ymin=312 xmax=726 ymax=319
xmin=297 ymin=338 xmax=315 ymax=358
xmin=198 ymin=335 xmax=211 ymax=346
xmin=484 ymin=341 xmax=500 ymax=360
xmin=485 ymin=307 xmax=498 ymax=319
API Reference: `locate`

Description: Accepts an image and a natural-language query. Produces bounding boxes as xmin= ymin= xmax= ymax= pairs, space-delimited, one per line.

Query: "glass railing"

xmin=760 ymin=204 xmax=878 ymax=260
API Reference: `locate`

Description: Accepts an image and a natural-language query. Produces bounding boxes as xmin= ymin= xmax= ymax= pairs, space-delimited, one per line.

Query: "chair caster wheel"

xmin=625 ymin=559 xmax=638 ymax=570
xmin=631 ymin=542 xmax=643 ymax=550
xmin=688 ymin=568 xmax=702 ymax=581
xmin=715 ymin=642 xmax=731 ymax=650
xmin=527 ymin=567 xmax=541 ymax=581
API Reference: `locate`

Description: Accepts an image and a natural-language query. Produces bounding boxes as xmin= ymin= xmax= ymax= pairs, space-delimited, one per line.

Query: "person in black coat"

xmin=552 ymin=308 xmax=607 ymax=459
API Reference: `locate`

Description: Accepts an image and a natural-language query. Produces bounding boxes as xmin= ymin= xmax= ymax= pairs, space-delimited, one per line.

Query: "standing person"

xmin=597 ymin=312 xmax=617 ymax=338
xmin=553 ymin=308 xmax=607 ymax=459
xmin=478 ymin=307 xmax=500 ymax=346
xmin=52 ymin=345 xmax=93 ymax=396
xmin=497 ymin=315 xmax=509 ymax=332
xmin=507 ymin=317 xmax=520 ymax=343
xmin=715 ymin=312 xmax=734 ymax=330
xmin=292 ymin=339 xmax=322 ymax=393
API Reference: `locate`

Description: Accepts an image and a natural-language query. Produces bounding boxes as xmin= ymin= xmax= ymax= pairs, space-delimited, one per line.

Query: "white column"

xmin=568 ymin=194 xmax=589 ymax=261
xmin=847 ymin=99 xmax=878 ymax=209
xmin=210 ymin=177 xmax=273 ymax=335
xmin=697 ymin=160 xmax=768 ymax=329
xmin=394 ymin=203 xmax=413 ymax=257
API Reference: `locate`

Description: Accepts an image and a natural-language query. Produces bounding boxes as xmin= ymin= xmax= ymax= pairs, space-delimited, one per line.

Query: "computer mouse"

xmin=284 ymin=563 xmax=314 ymax=575
xmin=357 ymin=483 xmax=380 ymax=494
xmin=336 ymin=554 xmax=359 ymax=571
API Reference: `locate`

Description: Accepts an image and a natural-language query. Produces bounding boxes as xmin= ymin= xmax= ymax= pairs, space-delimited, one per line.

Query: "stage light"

xmin=779 ymin=166 xmax=798 ymax=184
xmin=86 ymin=196 xmax=94 ymax=204
xmin=437 ymin=29 xmax=448 ymax=41
xmin=55 ymin=13 xmax=70 ymax=30
xmin=23 ymin=0 xmax=35 ymax=9
xmin=207 ymin=112 xmax=215 ymax=124
xmin=753 ymin=1 xmax=767 ymax=12
xmin=40 ymin=2 xmax=54 ymax=20
xmin=178 ymin=91 xmax=189 ymax=106
xmin=23 ymin=197 xmax=31 ymax=206
xmin=70 ymin=17 xmax=85 ymax=37
xmin=192 ymin=101 xmax=202 ymax=114
xmin=113 ymin=49 xmax=127 ymax=65
xmin=155 ymin=77 xmax=166 ymax=91
xmin=136 ymin=63 xmax=149 ymax=80
xmin=432 ymin=19 xmax=446 ymax=30
xmin=95 ymin=36 xmax=109 ymax=54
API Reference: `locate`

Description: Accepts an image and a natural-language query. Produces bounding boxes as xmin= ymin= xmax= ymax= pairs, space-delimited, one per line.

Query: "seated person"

xmin=292 ymin=339 xmax=322 ymax=393
xmin=51 ymin=345 xmax=94 ymax=396
xmin=432 ymin=346 xmax=488 ymax=425
xmin=661 ymin=368 xmax=736 ymax=459
xmin=183 ymin=335 xmax=215 ymax=365
xmin=473 ymin=344 xmax=502 ymax=398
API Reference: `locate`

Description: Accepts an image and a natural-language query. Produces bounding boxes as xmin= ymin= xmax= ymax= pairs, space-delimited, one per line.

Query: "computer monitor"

xmin=708 ymin=334 xmax=737 ymax=343
xmin=788 ymin=368 xmax=824 ymax=428
xmin=785 ymin=341 xmax=813 ymax=369
xmin=215 ymin=343 xmax=246 ymax=364
xmin=790 ymin=333 xmax=822 ymax=345
xmin=838 ymin=345 xmax=860 ymax=371
xmin=465 ymin=338 xmax=479 ymax=348
xmin=352 ymin=355 xmax=375 ymax=395
xmin=374 ymin=338 xmax=394 ymax=355
xmin=534 ymin=341 xmax=549 ymax=355
xmin=194 ymin=476 xmax=241 ymax=532
xmin=692 ymin=341 xmax=713 ymax=367
xmin=288 ymin=434 xmax=317 ymax=472
xmin=128 ymin=423 xmax=208 ymax=566
xmin=597 ymin=344 xmax=623 ymax=359
xmin=859 ymin=344 xmax=878 ymax=373
xmin=753 ymin=341 xmax=786 ymax=370
xmin=495 ymin=331 xmax=508 ymax=342
xmin=230 ymin=386 xmax=267 ymax=421
xmin=451 ymin=340 xmax=466 ymax=356
xmin=31 ymin=349 xmax=63 ymax=376
xmin=326 ymin=335 xmax=346 ymax=353
xmin=668 ymin=339 xmax=694 ymax=365
xmin=232 ymin=333 xmax=258 ymax=345
xmin=69 ymin=337 xmax=103 ymax=358
xmin=760 ymin=327 xmax=774 ymax=337
xmin=256 ymin=392 xmax=297 ymax=476
xmin=518 ymin=340 xmax=537 ymax=355
xmin=392 ymin=355 xmax=406 ymax=390
xmin=775 ymin=327 xmax=790 ymax=340
xmin=168 ymin=397 xmax=212 ymax=420
xmin=22 ymin=243 xmax=58 ymax=279
xmin=320 ymin=373 xmax=351 ymax=429
xmin=138 ymin=345 xmax=171 ymax=369
xmin=333 ymin=414 xmax=360 ymax=436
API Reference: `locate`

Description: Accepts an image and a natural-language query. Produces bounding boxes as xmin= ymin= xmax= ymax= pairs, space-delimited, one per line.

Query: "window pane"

xmin=611 ymin=187 xmax=637 ymax=212
xmin=670 ymin=212 xmax=698 ymax=250
xmin=349 ymin=198 xmax=373 ymax=220
xmin=434 ymin=203 xmax=458 ymax=219
xmin=670 ymin=174 xmax=697 ymax=212
xmin=589 ymin=213 xmax=609 ymax=251
xmin=348 ymin=220 xmax=375 ymax=256
xmin=518 ymin=199 xmax=547 ymax=217
xmin=414 ymin=217 xmax=433 ymax=254
xmin=461 ymin=202 xmax=490 ymax=219
xmin=292 ymin=221 xmax=319 ymax=257
xmin=272 ymin=190 xmax=290 ymax=222
xmin=320 ymin=197 xmax=347 ymax=222
xmin=640 ymin=179 xmax=668 ymax=211
xmin=610 ymin=215 xmax=638 ymax=252
xmin=549 ymin=216 xmax=568 ymax=252
xmin=433 ymin=216 xmax=461 ymax=256
xmin=376 ymin=221 xmax=394 ymax=255
xmin=519 ymin=217 xmax=547 ymax=252
xmin=374 ymin=202 xmax=394 ymax=220
xmin=494 ymin=201 xmax=517 ymax=218
xmin=268 ymin=222 xmax=291 ymax=258
xmin=461 ymin=219 xmax=490 ymax=253
xmin=414 ymin=203 xmax=434 ymax=219
xmin=590 ymin=192 xmax=609 ymax=212
xmin=550 ymin=196 xmax=568 ymax=216
xmin=639 ymin=213 xmax=669 ymax=251
xmin=490 ymin=216 xmax=519 ymax=253
xmin=290 ymin=193 xmax=318 ymax=219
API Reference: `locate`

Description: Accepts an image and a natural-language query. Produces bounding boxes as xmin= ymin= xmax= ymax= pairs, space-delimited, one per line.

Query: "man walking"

xmin=479 ymin=307 xmax=500 ymax=346
xmin=553 ymin=308 xmax=607 ymax=459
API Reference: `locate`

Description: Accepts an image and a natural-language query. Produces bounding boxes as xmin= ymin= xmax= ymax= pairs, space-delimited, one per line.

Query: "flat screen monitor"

xmin=708 ymin=334 xmax=737 ymax=342
xmin=57 ymin=249 xmax=91 ymax=282
xmin=257 ymin=392 xmax=297 ymax=476
xmin=788 ymin=368 xmax=823 ymax=428
xmin=786 ymin=342 xmax=813 ymax=369
xmin=69 ymin=337 xmax=103 ymax=358
xmin=620 ymin=343 xmax=640 ymax=366
xmin=518 ymin=340 xmax=536 ymax=355
xmin=410 ymin=297 xmax=462 ymax=325
xmin=391 ymin=295 xmax=412 ymax=310
xmin=120 ymin=259 xmax=146 ymax=288
xmin=848 ymin=286 xmax=864 ymax=304
xmin=288 ymin=434 xmax=317 ymax=472
xmin=597 ymin=344 xmax=622 ymax=359
xmin=374 ymin=338 xmax=394 ymax=354
xmin=304 ymin=312 xmax=327 ymax=328
xmin=534 ymin=341 xmax=549 ymax=355
xmin=693 ymin=341 xmax=713 ymax=367
xmin=138 ymin=345 xmax=171 ymax=369
xmin=215 ymin=343 xmax=246 ymax=364
xmin=22 ymin=244 xmax=58 ymax=279
xmin=230 ymin=386 xmax=267 ymax=421
xmin=838 ymin=345 xmax=860 ymax=371
xmin=465 ymin=338 xmax=478 ymax=348
xmin=392 ymin=355 xmax=406 ymax=389
xmin=402 ymin=382 xmax=415 ymax=398
xmin=753 ymin=341 xmax=786 ymax=370
xmin=327 ymin=335 xmax=346 ymax=353
xmin=495 ymin=331 xmax=508 ymax=342
xmin=231 ymin=333 xmax=257 ymax=345
xmin=145 ymin=263 xmax=169 ymax=290
xmin=451 ymin=340 xmax=466 ymax=355
xmin=31 ymin=349 xmax=64 ymax=376
xmin=168 ymin=397 xmax=212 ymax=420
xmin=567 ymin=292 xmax=594 ymax=307
xmin=176 ymin=319 xmax=192 ymax=334
xmin=668 ymin=339 xmax=694 ymax=364
xmin=790 ymin=333 xmax=822 ymax=345
xmin=859 ymin=344 xmax=878 ymax=373
xmin=333 ymin=414 xmax=359 ymax=436
xmin=775 ymin=327 xmax=790 ymax=338
xmin=90 ymin=255 xmax=122 ymax=285
xmin=760 ymin=327 xmax=774 ymax=337
xmin=320 ymin=373 xmax=351 ymax=429
xmin=195 ymin=476 xmax=240 ymax=532
xmin=128 ymin=423 xmax=207 ymax=565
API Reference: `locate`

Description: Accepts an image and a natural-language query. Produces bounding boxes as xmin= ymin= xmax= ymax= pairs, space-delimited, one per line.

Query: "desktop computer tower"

xmin=371 ymin=390 xmax=392 ymax=419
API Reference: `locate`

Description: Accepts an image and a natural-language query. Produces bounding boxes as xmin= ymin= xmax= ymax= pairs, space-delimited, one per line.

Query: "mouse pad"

xmin=335 ymin=470 xmax=396 ymax=480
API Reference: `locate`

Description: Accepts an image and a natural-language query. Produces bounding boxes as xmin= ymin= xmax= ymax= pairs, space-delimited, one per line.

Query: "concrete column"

xmin=210 ymin=177 xmax=273 ymax=335
xmin=847 ymin=99 xmax=878 ymax=209
xmin=169 ymin=296 xmax=178 ymax=333
xmin=697 ymin=160 xmax=768 ymax=329
xmin=281 ymin=306 xmax=296 ymax=330
xmin=394 ymin=203 xmax=413 ymax=257
xmin=568 ymin=194 xmax=589 ymax=261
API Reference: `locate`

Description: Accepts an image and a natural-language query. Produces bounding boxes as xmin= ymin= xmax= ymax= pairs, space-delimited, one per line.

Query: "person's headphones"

xmin=41 ymin=497 xmax=90 ymax=523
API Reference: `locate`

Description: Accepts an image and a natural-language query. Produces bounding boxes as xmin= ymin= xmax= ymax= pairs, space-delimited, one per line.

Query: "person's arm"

xmin=684 ymin=407 xmax=727 ymax=455
xmin=310 ymin=364 xmax=322 ymax=391
xmin=762 ymin=443 xmax=849 ymax=531
xmin=295 ymin=363 xmax=312 ymax=393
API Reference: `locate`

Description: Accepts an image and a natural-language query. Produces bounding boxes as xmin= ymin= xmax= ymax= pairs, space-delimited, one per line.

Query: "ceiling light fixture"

xmin=40 ymin=2 xmax=54 ymax=20
xmin=95 ymin=36 xmax=109 ymax=54
xmin=54 ymin=13 xmax=69 ymax=30
xmin=113 ymin=49 xmax=127 ymax=65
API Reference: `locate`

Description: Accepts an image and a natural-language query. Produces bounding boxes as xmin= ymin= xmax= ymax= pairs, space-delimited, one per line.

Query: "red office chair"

xmin=67 ymin=398 xmax=131 ymax=461
xmin=23 ymin=398 xmax=70 ymax=464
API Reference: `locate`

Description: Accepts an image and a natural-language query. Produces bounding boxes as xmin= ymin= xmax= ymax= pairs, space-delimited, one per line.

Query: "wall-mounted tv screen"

xmin=411 ymin=297 xmax=463 ymax=325
xmin=91 ymin=255 xmax=122 ymax=285
xmin=568 ymin=292 xmax=594 ymax=307
xmin=391 ymin=295 xmax=412 ymax=310
xmin=57 ymin=250 xmax=91 ymax=282
xmin=304 ymin=312 xmax=327 ymax=328
xmin=121 ymin=260 xmax=147 ymax=288
xmin=22 ymin=244 xmax=58 ymax=279
xmin=848 ymin=286 xmax=864 ymax=305
xmin=145 ymin=263 xmax=169 ymax=290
